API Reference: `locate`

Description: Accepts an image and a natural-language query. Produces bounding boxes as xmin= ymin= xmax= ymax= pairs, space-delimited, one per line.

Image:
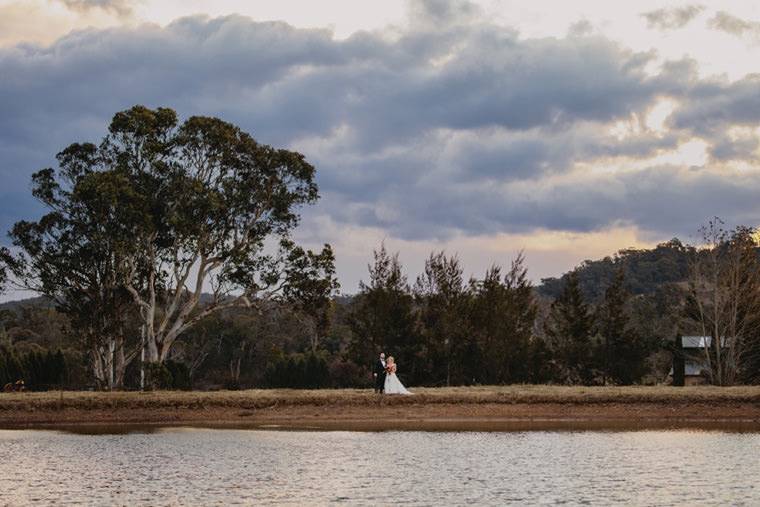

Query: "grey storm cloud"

xmin=710 ymin=135 xmax=760 ymax=162
xmin=669 ymin=75 xmax=760 ymax=136
xmin=1 ymin=4 xmax=759 ymax=247
xmin=619 ymin=165 xmax=760 ymax=235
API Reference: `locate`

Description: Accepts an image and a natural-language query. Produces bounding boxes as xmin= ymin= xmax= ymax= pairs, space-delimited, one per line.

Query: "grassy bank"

xmin=3 ymin=385 xmax=760 ymax=412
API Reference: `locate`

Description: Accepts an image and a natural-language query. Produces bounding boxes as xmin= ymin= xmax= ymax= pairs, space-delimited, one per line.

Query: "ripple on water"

xmin=0 ymin=428 xmax=758 ymax=505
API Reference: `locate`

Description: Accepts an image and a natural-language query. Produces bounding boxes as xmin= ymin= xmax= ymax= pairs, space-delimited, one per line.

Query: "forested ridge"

xmin=536 ymin=238 xmax=692 ymax=300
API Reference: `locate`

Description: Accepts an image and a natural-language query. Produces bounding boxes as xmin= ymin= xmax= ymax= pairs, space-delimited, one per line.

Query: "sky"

xmin=2 ymin=0 xmax=760 ymax=300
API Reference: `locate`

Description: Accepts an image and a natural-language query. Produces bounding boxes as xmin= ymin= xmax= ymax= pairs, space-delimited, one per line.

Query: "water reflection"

xmin=1 ymin=428 xmax=758 ymax=505
xmin=37 ymin=417 xmax=760 ymax=435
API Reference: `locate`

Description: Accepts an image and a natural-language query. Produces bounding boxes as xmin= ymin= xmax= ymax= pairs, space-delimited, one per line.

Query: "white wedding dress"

xmin=384 ymin=370 xmax=413 ymax=395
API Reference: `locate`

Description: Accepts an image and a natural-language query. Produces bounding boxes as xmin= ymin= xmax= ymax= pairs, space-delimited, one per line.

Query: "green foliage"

xmin=414 ymin=251 xmax=470 ymax=386
xmin=164 ymin=360 xmax=191 ymax=390
xmin=143 ymin=361 xmax=173 ymax=390
xmin=544 ymin=270 xmax=596 ymax=384
xmin=347 ymin=242 xmax=421 ymax=383
xmin=8 ymin=142 xmax=143 ymax=389
xmin=0 ymin=345 xmax=68 ymax=389
xmin=282 ymin=240 xmax=341 ymax=351
xmin=469 ymin=252 xmax=538 ymax=384
xmin=263 ymin=351 xmax=331 ymax=389
xmin=101 ymin=106 xmax=332 ymax=362
xmin=329 ymin=357 xmax=366 ymax=387
xmin=0 ymin=344 xmax=24 ymax=385
xmin=595 ymin=266 xmax=648 ymax=385
xmin=176 ymin=309 xmax=270 ymax=389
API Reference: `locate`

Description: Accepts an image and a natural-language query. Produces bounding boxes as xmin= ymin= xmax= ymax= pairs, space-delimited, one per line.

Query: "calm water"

xmin=1 ymin=427 xmax=758 ymax=505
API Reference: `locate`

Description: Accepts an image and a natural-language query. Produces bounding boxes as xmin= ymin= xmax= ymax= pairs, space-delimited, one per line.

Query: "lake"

xmin=1 ymin=426 xmax=758 ymax=505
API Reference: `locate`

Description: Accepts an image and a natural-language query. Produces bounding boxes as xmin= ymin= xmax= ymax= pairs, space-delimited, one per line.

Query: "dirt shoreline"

xmin=4 ymin=398 xmax=760 ymax=431
xmin=3 ymin=386 xmax=760 ymax=431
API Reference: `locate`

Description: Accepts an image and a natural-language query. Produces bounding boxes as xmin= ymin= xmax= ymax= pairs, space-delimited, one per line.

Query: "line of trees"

xmin=345 ymin=242 xmax=649 ymax=387
xmin=3 ymin=223 xmax=760 ymax=389
xmin=344 ymin=223 xmax=760 ymax=387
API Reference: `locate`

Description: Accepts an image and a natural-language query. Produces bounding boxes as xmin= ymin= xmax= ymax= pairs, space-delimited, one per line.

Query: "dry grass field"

xmin=2 ymin=385 xmax=760 ymax=430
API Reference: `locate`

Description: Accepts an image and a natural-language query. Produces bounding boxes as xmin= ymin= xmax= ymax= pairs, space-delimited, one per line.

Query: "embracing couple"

xmin=373 ymin=352 xmax=413 ymax=395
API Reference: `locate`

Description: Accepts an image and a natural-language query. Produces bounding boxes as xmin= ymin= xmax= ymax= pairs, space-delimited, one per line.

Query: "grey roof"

xmin=681 ymin=336 xmax=729 ymax=348
xmin=682 ymin=336 xmax=710 ymax=348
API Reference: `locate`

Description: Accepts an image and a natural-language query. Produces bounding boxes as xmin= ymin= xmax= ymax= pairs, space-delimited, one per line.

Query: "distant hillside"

xmin=535 ymin=238 xmax=694 ymax=301
xmin=0 ymin=295 xmax=55 ymax=315
xmin=0 ymin=292 xmax=223 ymax=314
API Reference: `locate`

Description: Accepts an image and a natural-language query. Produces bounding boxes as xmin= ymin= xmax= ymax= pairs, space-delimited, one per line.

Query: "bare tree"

xmin=686 ymin=218 xmax=760 ymax=385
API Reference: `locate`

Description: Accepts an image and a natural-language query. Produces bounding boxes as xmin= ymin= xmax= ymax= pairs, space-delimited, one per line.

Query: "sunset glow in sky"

xmin=2 ymin=0 xmax=760 ymax=299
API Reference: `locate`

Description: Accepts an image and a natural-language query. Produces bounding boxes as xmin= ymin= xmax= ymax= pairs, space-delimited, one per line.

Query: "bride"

xmin=384 ymin=356 xmax=413 ymax=395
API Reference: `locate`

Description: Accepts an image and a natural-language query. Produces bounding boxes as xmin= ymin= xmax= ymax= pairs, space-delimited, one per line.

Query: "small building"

xmin=671 ymin=336 xmax=715 ymax=386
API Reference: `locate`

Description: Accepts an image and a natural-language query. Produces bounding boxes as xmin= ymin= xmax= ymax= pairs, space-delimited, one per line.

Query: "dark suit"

xmin=373 ymin=358 xmax=387 ymax=393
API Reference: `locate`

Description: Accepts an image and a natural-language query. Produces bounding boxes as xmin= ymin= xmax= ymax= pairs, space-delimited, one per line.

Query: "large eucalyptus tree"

xmin=11 ymin=106 xmax=338 ymax=386
xmin=10 ymin=143 xmax=140 ymax=389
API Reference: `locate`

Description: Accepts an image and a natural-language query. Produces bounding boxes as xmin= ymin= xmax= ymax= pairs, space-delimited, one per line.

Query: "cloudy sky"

xmin=2 ymin=0 xmax=760 ymax=299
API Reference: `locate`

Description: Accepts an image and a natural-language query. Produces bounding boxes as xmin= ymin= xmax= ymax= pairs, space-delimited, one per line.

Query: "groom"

xmin=373 ymin=352 xmax=387 ymax=394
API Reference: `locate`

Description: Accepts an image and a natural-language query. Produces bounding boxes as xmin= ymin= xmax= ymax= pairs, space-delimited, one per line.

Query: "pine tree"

xmin=348 ymin=242 xmax=420 ymax=383
xmin=470 ymin=251 xmax=537 ymax=384
xmin=596 ymin=266 xmax=647 ymax=385
xmin=544 ymin=270 xmax=595 ymax=384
